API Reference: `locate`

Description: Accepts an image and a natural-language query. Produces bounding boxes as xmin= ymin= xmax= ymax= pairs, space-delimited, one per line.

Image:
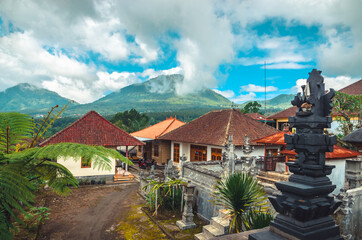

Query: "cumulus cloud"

xmin=292 ymin=75 xmax=360 ymax=93
xmin=240 ymin=84 xmax=278 ymax=93
xmin=0 ymin=0 xmax=361 ymax=102
xmin=231 ymin=92 xmax=257 ymax=103
xmin=212 ymin=89 xmax=235 ymax=98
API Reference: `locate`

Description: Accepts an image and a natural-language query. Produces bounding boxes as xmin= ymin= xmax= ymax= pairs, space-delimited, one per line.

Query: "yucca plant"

xmin=0 ymin=105 xmax=132 ymax=239
xmin=212 ymin=172 xmax=269 ymax=233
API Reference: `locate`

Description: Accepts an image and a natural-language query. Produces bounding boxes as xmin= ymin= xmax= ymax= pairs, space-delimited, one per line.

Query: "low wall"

xmin=334 ymin=187 xmax=362 ymax=240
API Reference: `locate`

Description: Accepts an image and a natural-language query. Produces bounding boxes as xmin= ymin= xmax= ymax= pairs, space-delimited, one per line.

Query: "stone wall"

xmin=334 ymin=187 xmax=362 ymax=240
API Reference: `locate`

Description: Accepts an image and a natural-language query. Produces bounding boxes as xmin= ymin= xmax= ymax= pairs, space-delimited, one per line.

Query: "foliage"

xmin=143 ymin=179 xmax=186 ymax=215
xmin=332 ymin=91 xmax=361 ymax=137
xmin=110 ymin=109 xmax=150 ymax=133
xmin=0 ymin=107 xmax=132 ymax=239
xmin=211 ymin=172 xmax=269 ymax=233
xmin=240 ymin=101 xmax=262 ymax=114
xmin=244 ymin=208 xmax=273 ymax=231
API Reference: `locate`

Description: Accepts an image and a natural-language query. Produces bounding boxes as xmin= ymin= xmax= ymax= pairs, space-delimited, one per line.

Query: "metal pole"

xmin=264 ymin=61 xmax=267 ymax=125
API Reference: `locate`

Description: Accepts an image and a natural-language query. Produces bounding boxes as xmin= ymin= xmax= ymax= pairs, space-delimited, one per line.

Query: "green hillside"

xmin=67 ymin=74 xmax=232 ymax=115
xmin=240 ymin=94 xmax=294 ymax=115
xmin=0 ymin=83 xmax=77 ymax=114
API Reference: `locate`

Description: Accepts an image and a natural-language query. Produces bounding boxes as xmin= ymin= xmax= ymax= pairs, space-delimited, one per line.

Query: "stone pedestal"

xmin=250 ymin=69 xmax=343 ymax=240
xmin=176 ymin=184 xmax=196 ymax=230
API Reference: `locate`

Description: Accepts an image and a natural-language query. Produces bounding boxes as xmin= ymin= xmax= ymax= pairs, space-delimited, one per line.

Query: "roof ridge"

xmin=39 ymin=110 xmax=143 ymax=146
xmin=39 ymin=110 xmax=94 ymax=146
xmin=223 ymin=109 xmax=234 ymax=145
xmin=157 ymin=118 xmax=176 ymax=138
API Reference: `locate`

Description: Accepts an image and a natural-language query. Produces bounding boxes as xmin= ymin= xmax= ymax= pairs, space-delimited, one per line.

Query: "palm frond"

xmin=0 ymin=113 xmax=33 ymax=154
xmin=29 ymin=103 xmax=71 ymax=148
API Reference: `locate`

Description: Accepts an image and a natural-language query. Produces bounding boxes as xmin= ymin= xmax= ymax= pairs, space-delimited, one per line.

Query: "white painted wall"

xmin=57 ymin=156 xmax=116 ymax=177
xmin=171 ymin=141 xmax=266 ymax=163
xmin=328 ymin=159 xmax=346 ymax=195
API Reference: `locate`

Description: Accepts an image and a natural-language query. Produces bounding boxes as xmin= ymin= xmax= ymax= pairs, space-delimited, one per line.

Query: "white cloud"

xmin=231 ymin=92 xmax=256 ymax=103
xmin=212 ymin=89 xmax=235 ymax=98
xmin=291 ymin=75 xmax=360 ymax=93
xmin=240 ymin=84 xmax=278 ymax=92
xmin=140 ymin=67 xmax=183 ymax=79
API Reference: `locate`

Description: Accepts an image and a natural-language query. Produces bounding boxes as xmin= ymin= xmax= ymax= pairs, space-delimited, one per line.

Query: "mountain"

xmin=240 ymin=94 xmax=295 ymax=115
xmin=67 ymin=74 xmax=232 ymax=115
xmin=0 ymin=83 xmax=77 ymax=114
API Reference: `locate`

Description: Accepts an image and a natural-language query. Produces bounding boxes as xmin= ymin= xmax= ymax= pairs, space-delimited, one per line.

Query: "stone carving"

xmin=179 ymin=154 xmax=187 ymax=179
xmin=149 ymin=165 xmax=155 ymax=179
xmin=250 ymin=69 xmax=343 ymax=240
xmin=223 ymin=135 xmax=235 ymax=176
xmin=176 ymin=183 xmax=196 ymax=230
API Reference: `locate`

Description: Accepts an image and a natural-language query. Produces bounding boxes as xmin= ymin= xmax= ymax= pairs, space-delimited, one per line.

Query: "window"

xmin=173 ymin=143 xmax=180 ymax=162
xmin=138 ymin=145 xmax=142 ymax=152
xmin=154 ymin=142 xmax=159 ymax=157
xmin=211 ymin=148 xmax=222 ymax=161
xmin=81 ymin=157 xmax=91 ymax=168
xmin=190 ymin=145 xmax=207 ymax=162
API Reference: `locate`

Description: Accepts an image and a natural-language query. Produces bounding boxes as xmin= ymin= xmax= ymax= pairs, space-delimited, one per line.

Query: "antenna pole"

xmin=264 ymin=61 xmax=267 ymax=125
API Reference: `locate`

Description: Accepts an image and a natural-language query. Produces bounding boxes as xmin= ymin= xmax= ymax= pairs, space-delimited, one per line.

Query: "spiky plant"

xmin=212 ymin=172 xmax=269 ymax=233
xmin=0 ymin=106 xmax=132 ymax=239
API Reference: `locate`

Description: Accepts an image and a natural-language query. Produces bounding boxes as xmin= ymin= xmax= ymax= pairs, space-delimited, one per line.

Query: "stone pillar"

xmin=149 ymin=165 xmax=155 ymax=179
xmin=180 ymin=154 xmax=187 ymax=179
xmin=250 ymin=69 xmax=343 ymax=240
xmin=345 ymin=156 xmax=362 ymax=189
xmin=176 ymin=184 xmax=196 ymax=230
xmin=223 ymin=135 xmax=235 ymax=177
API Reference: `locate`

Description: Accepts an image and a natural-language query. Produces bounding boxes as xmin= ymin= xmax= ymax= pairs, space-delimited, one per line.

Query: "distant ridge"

xmin=66 ymin=74 xmax=233 ymax=115
xmin=0 ymin=83 xmax=77 ymax=114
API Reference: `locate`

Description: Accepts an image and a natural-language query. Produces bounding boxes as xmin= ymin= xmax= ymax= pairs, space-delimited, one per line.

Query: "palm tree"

xmin=212 ymin=172 xmax=271 ymax=233
xmin=0 ymin=106 xmax=132 ymax=239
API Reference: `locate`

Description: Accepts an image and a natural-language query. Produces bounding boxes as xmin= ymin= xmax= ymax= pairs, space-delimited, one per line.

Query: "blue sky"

xmin=0 ymin=0 xmax=361 ymax=104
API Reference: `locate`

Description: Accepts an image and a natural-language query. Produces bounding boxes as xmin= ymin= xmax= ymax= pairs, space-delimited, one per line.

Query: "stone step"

xmin=256 ymin=175 xmax=278 ymax=184
xmin=218 ymin=209 xmax=230 ymax=219
xmin=203 ymin=225 xmax=225 ymax=239
xmin=210 ymin=217 xmax=229 ymax=234
xmin=194 ymin=232 xmax=208 ymax=240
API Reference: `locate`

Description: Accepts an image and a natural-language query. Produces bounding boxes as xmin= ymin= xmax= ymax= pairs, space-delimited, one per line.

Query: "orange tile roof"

xmin=131 ymin=117 xmax=185 ymax=139
xmin=280 ymin=146 xmax=360 ymax=160
xmin=159 ymin=109 xmax=279 ymax=146
xmin=39 ymin=111 xmax=144 ymax=147
xmin=246 ymin=113 xmax=267 ymax=121
xmin=255 ymin=131 xmax=292 ymax=145
xmin=339 ymin=79 xmax=362 ymax=95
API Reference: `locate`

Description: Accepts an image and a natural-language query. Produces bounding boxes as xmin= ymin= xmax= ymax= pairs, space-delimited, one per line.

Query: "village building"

xmin=343 ymin=128 xmax=362 ymax=152
xmin=39 ymin=110 xmax=144 ymax=181
xmin=158 ymin=109 xmax=279 ymax=163
xmin=255 ymin=130 xmax=361 ymax=195
xmin=131 ymin=116 xmax=185 ymax=165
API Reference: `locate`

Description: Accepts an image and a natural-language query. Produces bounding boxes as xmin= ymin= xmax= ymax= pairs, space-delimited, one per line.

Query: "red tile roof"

xmin=279 ymin=146 xmax=360 ymax=160
xmin=339 ymin=79 xmax=362 ymax=95
xmin=255 ymin=131 xmax=293 ymax=145
xmin=131 ymin=117 xmax=185 ymax=139
xmin=268 ymin=106 xmax=297 ymax=119
xmin=158 ymin=109 xmax=279 ymax=146
xmin=39 ymin=111 xmax=144 ymax=147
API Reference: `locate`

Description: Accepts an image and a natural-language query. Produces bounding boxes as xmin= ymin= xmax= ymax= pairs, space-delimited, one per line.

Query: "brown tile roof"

xmin=339 ymin=79 xmax=362 ymax=95
xmin=280 ymin=145 xmax=360 ymax=160
xmin=245 ymin=113 xmax=266 ymax=121
xmin=39 ymin=110 xmax=144 ymax=147
xmin=131 ymin=117 xmax=185 ymax=139
xmin=158 ymin=109 xmax=279 ymax=146
xmin=268 ymin=106 xmax=297 ymax=119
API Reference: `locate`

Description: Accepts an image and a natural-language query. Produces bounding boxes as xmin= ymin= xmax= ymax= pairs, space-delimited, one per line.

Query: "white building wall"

xmin=57 ymin=156 xmax=116 ymax=177
xmin=328 ymin=159 xmax=346 ymax=195
xmin=171 ymin=141 xmax=266 ymax=162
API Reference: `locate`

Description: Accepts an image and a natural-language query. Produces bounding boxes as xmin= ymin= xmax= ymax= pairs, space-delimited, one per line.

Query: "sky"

xmin=0 ymin=0 xmax=361 ymax=104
